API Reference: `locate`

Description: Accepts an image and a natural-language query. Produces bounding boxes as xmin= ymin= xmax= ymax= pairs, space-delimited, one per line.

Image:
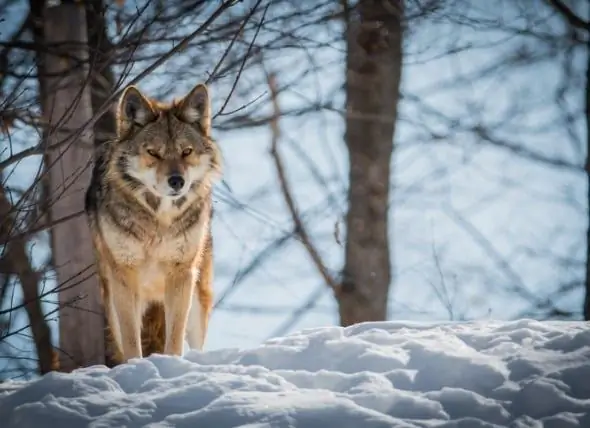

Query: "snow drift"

xmin=1 ymin=319 xmax=589 ymax=427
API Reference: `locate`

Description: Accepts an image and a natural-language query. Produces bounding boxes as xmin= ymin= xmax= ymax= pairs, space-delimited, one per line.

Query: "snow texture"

xmin=1 ymin=319 xmax=590 ymax=427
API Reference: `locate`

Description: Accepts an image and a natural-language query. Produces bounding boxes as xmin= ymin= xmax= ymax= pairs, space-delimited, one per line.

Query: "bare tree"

xmin=262 ymin=1 xmax=404 ymax=326
xmin=338 ymin=0 xmax=403 ymax=325
xmin=41 ymin=3 xmax=104 ymax=371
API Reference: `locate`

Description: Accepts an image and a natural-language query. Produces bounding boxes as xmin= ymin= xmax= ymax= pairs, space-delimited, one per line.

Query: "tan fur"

xmin=85 ymin=83 xmax=222 ymax=364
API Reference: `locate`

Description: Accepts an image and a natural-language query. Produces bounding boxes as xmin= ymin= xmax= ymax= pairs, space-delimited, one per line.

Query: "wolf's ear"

xmin=116 ymin=86 xmax=156 ymax=138
xmin=177 ymin=83 xmax=211 ymax=133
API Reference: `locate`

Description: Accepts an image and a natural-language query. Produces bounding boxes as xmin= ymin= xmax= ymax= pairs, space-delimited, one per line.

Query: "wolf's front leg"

xmin=164 ymin=265 xmax=195 ymax=356
xmin=186 ymin=291 xmax=204 ymax=351
xmin=110 ymin=276 xmax=143 ymax=361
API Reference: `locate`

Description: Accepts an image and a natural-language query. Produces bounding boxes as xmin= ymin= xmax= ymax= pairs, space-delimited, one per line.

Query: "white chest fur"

xmin=100 ymin=211 xmax=208 ymax=302
xmin=99 ymin=207 xmax=208 ymax=266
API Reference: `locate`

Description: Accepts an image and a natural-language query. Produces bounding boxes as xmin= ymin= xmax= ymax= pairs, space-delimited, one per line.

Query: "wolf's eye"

xmin=146 ymin=149 xmax=161 ymax=159
xmin=181 ymin=147 xmax=193 ymax=157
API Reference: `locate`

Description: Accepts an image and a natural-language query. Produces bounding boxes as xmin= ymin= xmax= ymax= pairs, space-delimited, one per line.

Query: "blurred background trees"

xmin=0 ymin=0 xmax=587 ymax=378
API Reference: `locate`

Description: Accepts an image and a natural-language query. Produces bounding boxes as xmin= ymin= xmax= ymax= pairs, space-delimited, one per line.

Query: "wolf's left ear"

xmin=116 ymin=86 xmax=156 ymax=138
xmin=177 ymin=83 xmax=211 ymax=133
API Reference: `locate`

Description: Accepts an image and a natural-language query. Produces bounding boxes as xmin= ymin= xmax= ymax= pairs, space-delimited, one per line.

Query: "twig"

xmin=546 ymin=0 xmax=590 ymax=30
xmin=216 ymin=1 xmax=269 ymax=117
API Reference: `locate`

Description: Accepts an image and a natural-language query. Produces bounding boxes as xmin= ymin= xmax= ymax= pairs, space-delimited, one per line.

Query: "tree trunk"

xmin=583 ymin=29 xmax=590 ymax=319
xmin=85 ymin=0 xmax=118 ymax=367
xmin=86 ymin=0 xmax=117 ymax=147
xmin=41 ymin=3 xmax=104 ymax=370
xmin=339 ymin=0 xmax=403 ymax=326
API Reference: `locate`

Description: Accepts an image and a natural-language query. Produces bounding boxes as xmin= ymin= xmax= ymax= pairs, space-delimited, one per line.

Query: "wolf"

xmin=84 ymin=82 xmax=222 ymax=364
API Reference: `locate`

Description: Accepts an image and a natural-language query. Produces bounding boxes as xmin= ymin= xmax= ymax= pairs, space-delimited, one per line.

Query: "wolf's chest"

xmin=100 ymin=217 xmax=206 ymax=265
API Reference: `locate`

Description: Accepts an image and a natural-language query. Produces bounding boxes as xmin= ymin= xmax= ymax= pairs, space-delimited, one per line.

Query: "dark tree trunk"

xmin=339 ymin=0 xmax=403 ymax=326
xmin=583 ymin=32 xmax=590 ymax=319
xmin=85 ymin=0 xmax=118 ymax=367
xmin=85 ymin=0 xmax=117 ymax=146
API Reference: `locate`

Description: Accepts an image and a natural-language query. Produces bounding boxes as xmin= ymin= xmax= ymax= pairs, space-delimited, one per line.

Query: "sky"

xmin=0 ymin=0 xmax=588 ymax=378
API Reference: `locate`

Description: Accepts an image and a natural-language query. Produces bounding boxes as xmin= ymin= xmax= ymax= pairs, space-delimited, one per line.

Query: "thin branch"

xmin=215 ymin=0 xmax=268 ymax=117
xmin=266 ymin=71 xmax=339 ymax=293
xmin=0 ymin=181 xmax=55 ymax=374
xmin=546 ymin=0 xmax=590 ymax=31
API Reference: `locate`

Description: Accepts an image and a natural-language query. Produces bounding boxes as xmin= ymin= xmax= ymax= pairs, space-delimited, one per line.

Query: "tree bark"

xmin=86 ymin=0 xmax=117 ymax=146
xmin=583 ymin=28 xmax=590 ymax=319
xmin=85 ymin=0 xmax=118 ymax=367
xmin=41 ymin=3 xmax=104 ymax=370
xmin=339 ymin=0 xmax=403 ymax=326
xmin=548 ymin=0 xmax=590 ymax=320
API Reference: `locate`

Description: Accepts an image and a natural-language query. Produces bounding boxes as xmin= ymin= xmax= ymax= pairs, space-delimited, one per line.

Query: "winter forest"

xmin=0 ymin=0 xmax=588 ymax=379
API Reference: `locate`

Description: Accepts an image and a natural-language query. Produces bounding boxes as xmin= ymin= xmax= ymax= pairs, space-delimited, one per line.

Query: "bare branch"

xmin=0 ymin=182 xmax=55 ymax=374
xmin=266 ymin=72 xmax=340 ymax=294
xmin=546 ymin=0 xmax=590 ymax=31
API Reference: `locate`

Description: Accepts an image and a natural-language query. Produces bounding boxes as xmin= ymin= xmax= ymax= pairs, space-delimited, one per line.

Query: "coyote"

xmin=85 ymin=83 xmax=222 ymax=364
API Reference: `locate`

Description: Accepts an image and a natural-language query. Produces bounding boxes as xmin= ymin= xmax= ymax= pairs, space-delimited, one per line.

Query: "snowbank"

xmin=1 ymin=319 xmax=589 ymax=427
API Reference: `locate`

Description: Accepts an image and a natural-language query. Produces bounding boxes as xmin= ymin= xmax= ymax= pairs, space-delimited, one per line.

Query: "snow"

xmin=1 ymin=319 xmax=590 ymax=427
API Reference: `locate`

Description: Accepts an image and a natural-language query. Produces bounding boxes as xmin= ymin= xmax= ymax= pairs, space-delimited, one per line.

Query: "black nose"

xmin=167 ymin=174 xmax=185 ymax=191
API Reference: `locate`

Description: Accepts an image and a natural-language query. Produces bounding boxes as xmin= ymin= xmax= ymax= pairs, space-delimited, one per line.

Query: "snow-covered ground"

xmin=1 ymin=319 xmax=589 ymax=427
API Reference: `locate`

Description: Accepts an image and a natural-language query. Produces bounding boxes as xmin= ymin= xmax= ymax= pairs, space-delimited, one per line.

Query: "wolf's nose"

xmin=167 ymin=175 xmax=185 ymax=191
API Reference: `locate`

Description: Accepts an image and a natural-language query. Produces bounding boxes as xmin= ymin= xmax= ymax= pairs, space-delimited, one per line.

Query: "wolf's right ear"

xmin=116 ymin=86 xmax=156 ymax=138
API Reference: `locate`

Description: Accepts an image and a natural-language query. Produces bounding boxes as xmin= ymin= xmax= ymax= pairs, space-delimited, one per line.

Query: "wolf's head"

xmin=110 ymin=83 xmax=222 ymax=201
